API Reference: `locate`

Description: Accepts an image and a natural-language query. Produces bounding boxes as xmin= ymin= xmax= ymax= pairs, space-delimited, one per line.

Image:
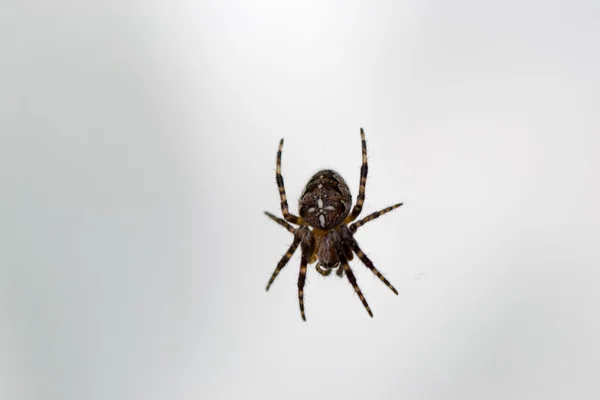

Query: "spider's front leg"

xmin=341 ymin=225 xmax=398 ymax=295
xmin=331 ymin=230 xmax=373 ymax=317
xmin=264 ymin=210 xmax=301 ymax=291
xmin=297 ymin=228 xmax=315 ymax=321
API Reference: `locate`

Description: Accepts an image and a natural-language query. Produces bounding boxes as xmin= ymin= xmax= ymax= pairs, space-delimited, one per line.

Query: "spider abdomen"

xmin=298 ymin=169 xmax=352 ymax=230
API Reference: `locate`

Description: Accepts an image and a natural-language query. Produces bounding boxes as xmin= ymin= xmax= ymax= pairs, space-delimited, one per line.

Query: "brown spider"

xmin=264 ymin=128 xmax=403 ymax=321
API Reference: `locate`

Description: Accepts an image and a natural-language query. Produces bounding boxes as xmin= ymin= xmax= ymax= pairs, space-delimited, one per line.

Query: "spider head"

xmin=298 ymin=169 xmax=352 ymax=230
xmin=315 ymin=233 xmax=341 ymax=268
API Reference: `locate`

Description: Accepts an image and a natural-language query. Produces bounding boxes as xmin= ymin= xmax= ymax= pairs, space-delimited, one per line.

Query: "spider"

xmin=264 ymin=128 xmax=403 ymax=321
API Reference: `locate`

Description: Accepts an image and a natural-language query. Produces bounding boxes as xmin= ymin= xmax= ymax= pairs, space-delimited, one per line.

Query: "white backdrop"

xmin=1 ymin=1 xmax=599 ymax=399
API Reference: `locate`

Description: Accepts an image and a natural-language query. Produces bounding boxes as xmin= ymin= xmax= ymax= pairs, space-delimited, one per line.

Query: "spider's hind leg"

xmin=265 ymin=232 xmax=301 ymax=291
xmin=345 ymin=128 xmax=368 ymax=224
xmin=274 ymin=139 xmax=305 ymax=225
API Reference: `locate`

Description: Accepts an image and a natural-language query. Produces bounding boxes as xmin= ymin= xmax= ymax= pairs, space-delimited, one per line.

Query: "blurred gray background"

xmin=1 ymin=1 xmax=599 ymax=399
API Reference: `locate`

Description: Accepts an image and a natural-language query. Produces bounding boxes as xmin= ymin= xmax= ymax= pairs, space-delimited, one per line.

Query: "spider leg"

xmin=342 ymin=261 xmax=373 ymax=317
xmin=349 ymin=203 xmax=403 ymax=233
xmin=332 ymin=230 xmax=373 ymax=317
xmin=344 ymin=128 xmax=368 ymax=224
xmin=275 ymin=139 xmax=305 ymax=225
xmin=297 ymin=229 xmax=315 ymax=321
xmin=266 ymin=233 xmax=301 ymax=291
xmin=264 ymin=211 xmax=296 ymax=234
xmin=342 ymin=226 xmax=398 ymax=295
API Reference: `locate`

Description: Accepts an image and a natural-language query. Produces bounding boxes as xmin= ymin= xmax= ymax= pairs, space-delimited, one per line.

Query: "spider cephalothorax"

xmin=265 ymin=128 xmax=403 ymax=321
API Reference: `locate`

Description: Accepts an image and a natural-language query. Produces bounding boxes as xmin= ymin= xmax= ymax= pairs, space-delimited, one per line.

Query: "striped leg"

xmin=349 ymin=203 xmax=403 ymax=233
xmin=298 ymin=253 xmax=309 ymax=321
xmin=332 ymin=230 xmax=372 ymax=317
xmin=266 ymin=234 xmax=301 ymax=291
xmin=264 ymin=211 xmax=296 ymax=234
xmin=350 ymin=239 xmax=398 ymax=295
xmin=345 ymin=128 xmax=368 ymax=223
xmin=275 ymin=139 xmax=304 ymax=225
xmin=342 ymin=261 xmax=373 ymax=317
xmin=297 ymin=230 xmax=315 ymax=321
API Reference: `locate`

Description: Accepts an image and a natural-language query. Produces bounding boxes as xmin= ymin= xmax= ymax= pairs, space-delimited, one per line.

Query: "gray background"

xmin=1 ymin=1 xmax=599 ymax=399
